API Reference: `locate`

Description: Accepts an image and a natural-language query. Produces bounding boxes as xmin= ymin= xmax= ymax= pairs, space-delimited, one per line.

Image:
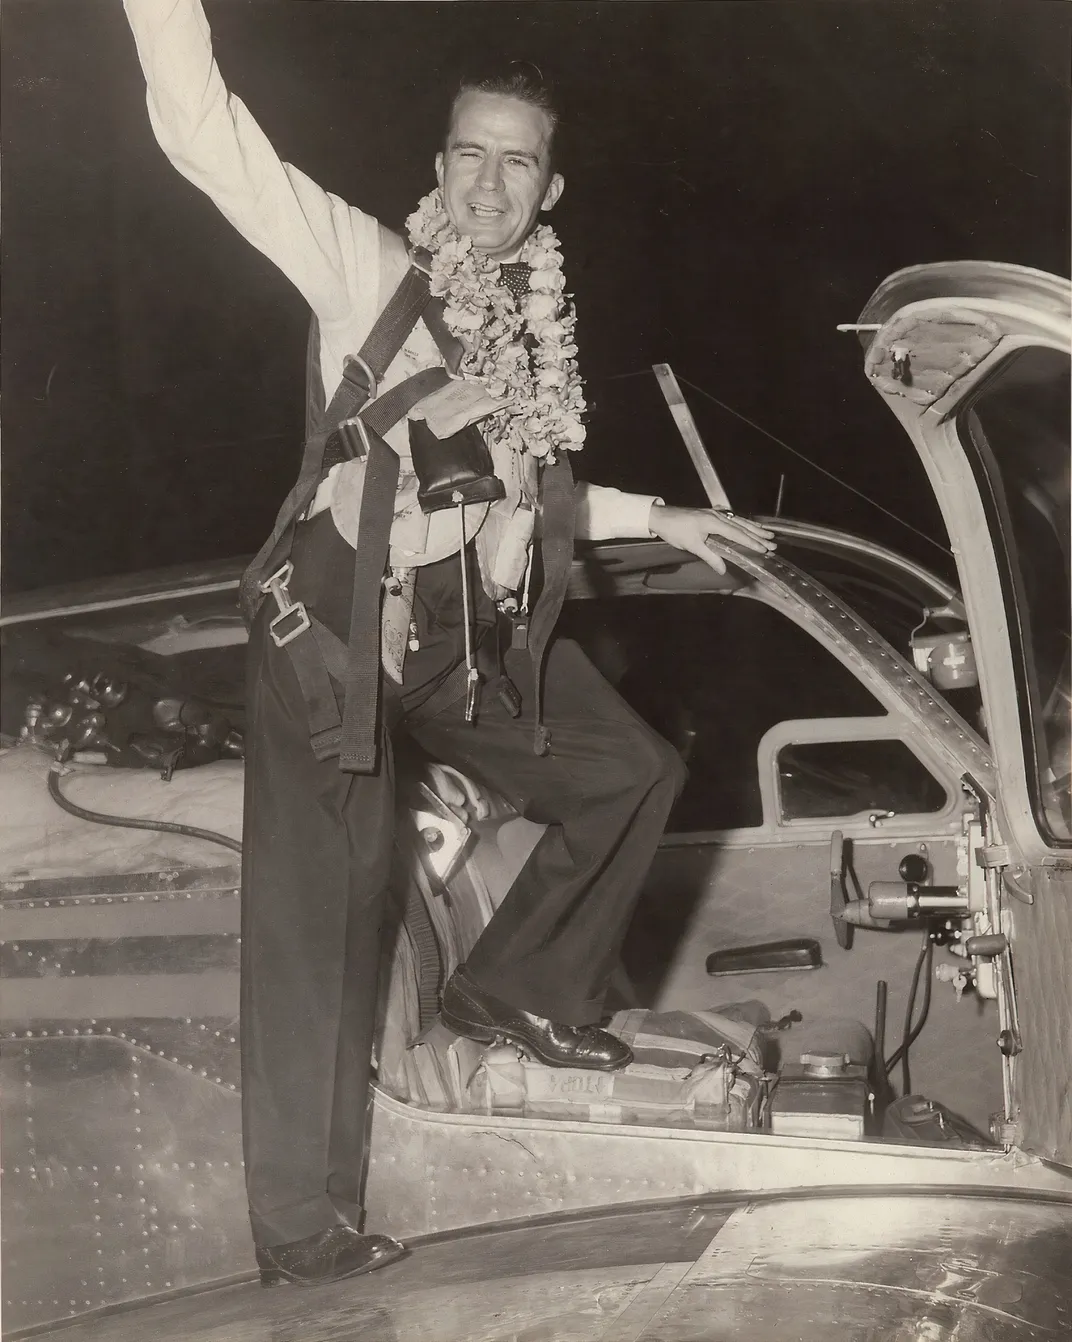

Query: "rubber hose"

xmin=47 ymin=768 xmax=242 ymax=855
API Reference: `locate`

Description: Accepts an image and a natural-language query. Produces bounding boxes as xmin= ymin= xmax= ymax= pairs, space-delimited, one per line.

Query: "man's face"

xmin=436 ymin=91 xmax=564 ymax=262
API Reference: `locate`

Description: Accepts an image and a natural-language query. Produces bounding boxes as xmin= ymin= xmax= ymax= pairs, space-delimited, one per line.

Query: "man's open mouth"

xmin=469 ymin=202 xmax=504 ymax=219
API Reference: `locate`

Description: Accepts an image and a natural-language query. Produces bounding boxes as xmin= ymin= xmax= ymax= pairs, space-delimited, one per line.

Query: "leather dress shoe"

xmin=440 ymin=967 xmax=633 ymax=1071
xmin=256 ymin=1224 xmax=405 ymax=1287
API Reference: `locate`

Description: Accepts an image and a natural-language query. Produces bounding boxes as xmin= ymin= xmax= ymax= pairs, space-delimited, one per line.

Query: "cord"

xmin=884 ymin=931 xmax=935 ymax=1094
xmin=47 ymin=767 xmax=243 ymax=855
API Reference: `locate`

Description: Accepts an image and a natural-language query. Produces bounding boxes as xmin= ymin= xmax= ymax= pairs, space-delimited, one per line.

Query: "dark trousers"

xmin=240 ymin=516 xmax=685 ymax=1247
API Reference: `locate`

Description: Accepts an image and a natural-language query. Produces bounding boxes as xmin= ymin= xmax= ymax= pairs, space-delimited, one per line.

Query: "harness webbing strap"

xmin=308 ymin=614 xmax=351 ymax=680
xmin=354 ymin=263 xmax=437 ymax=387
xmin=360 ymin=367 xmax=449 ymax=439
xmin=514 ymin=452 xmax=576 ymax=755
xmin=238 ymin=433 xmax=331 ymax=625
xmin=340 ymin=430 xmax=399 ymax=773
xmin=422 ymin=299 xmax=465 ymax=375
xmin=282 ymin=625 xmax=345 ymax=762
xmin=240 ymin=260 xmax=436 ymax=623
xmin=305 ymin=318 xmax=326 ymax=442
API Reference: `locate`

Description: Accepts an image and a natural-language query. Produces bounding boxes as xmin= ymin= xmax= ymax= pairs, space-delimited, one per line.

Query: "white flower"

xmin=558 ymin=415 xmax=586 ymax=444
xmin=529 ymin=267 xmax=566 ymax=294
xmin=449 ymin=306 xmax=485 ymax=332
xmin=523 ymin=292 xmax=559 ymax=321
xmin=537 ymin=319 xmax=569 ymax=342
xmin=524 ymin=245 xmax=557 ymax=269
xmin=405 ymin=188 xmax=585 ymax=463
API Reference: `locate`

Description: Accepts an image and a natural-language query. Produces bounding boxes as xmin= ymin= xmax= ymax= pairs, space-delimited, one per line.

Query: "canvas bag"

xmin=465 ymin=1007 xmax=766 ymax=1131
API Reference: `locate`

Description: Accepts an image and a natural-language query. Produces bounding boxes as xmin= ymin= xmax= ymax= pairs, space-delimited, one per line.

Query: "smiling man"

xmin=437 ymin=88 xmax=564 ymax=260
xmin=124 ymin=0 xmax=773 ymax=1288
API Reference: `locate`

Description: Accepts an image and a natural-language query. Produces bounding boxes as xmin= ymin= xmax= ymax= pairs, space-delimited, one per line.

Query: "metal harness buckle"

xmin=259 ymin=560 xmax=311 ymax=648
xmin=343 ymin=353 xmax=378 ymax=405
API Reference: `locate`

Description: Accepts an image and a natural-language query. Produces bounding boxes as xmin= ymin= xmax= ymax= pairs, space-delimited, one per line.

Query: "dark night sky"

xmin=2 ymin=0 xmax=1069 ymax=595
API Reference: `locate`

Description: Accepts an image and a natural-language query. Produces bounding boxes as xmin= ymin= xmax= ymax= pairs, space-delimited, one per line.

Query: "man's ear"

xmin=541 ymin=172 xmax=565 ymax=213
xmin=435 ymin=151 xmax=445 ymax=189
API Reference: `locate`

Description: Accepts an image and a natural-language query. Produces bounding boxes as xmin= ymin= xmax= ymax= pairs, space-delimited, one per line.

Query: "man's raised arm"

xmin=123 ymin=0 xmax=377 ymax=324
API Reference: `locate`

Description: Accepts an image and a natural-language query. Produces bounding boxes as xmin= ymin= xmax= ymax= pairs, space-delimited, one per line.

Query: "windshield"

xmin=960 ymin=345 xmax=1071 ymax=842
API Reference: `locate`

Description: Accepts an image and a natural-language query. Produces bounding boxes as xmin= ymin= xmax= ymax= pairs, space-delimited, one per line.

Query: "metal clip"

xmin=342 ymin=353 xmax=378 ymax=404
xmin=259 ymin=561 xmax=311 ymax=648
xmin=337 ymin=416 xmax=374 ymax=461
xmin=464 ymin=668 xmax=482 ymax=724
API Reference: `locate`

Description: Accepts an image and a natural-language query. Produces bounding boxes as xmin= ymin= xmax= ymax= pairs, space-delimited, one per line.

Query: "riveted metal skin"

xmin=2 ymin=1034 xmax=246 ymax=1337
xmin=5 ymin=1008 xmax=1069 ymax=1338
xmin=1 ymin=865 xmax=244 ymax=1335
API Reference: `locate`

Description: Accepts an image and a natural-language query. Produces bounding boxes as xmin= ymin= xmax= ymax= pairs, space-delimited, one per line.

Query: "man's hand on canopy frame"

xmin=647 ymin=503 xmax=776 ymax=576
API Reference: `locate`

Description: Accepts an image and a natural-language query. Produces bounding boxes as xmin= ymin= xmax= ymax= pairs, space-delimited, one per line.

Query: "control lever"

xmin=829 ymin=830 xmax=854 ymax=949
xmin=964 ymin=933 xmax=1022 ymax=1056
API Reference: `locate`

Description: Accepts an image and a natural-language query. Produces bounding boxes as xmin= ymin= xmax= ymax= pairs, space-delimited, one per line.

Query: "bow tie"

xmin=499 ymin=262 xmax=531 ymax=301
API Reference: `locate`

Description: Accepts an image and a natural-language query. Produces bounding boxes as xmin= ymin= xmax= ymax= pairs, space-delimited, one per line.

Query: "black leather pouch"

xmin=408 ymin=417 xmax=506 ymax=513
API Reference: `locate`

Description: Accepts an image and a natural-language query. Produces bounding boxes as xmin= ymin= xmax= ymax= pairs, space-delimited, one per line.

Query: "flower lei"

xmin=405 ymin=189 xmax=586 ymax=462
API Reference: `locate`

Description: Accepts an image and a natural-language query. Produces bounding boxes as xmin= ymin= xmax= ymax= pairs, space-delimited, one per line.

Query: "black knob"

xmin=997 ymin=1029 xmax=1022 ymax=1058
xmin=898 ymin=853 xmax=930 ymax=884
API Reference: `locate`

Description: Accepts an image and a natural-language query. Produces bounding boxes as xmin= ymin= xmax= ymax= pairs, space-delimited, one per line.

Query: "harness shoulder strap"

xmin=305 ymin=316 xmax=327 ymax=443
xmin=239 ymin=239 xmax=437 ymax=623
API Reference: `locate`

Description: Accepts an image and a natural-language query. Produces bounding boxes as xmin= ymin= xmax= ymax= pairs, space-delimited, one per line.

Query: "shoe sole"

xmin=440 ymin=1005 xmax=632 ymax=1072
xmin=259 ymin=1243 xmax=406 ymax=1288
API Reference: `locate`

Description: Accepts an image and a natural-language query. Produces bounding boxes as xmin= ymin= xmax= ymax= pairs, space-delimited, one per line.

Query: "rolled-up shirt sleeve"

xmin=123 ymin=0 xmax=375 ymax=325
xmin=573 ymin=482 xmax=663 ymax=541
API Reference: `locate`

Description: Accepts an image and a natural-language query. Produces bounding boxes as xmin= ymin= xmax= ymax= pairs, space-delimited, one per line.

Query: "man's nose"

xmin=475 ymin=154 xmax=504 ymax=192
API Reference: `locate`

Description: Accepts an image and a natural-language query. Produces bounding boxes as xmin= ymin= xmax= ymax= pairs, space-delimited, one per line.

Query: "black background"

xmin=3 ymin=0 xmax=1068 ymax=595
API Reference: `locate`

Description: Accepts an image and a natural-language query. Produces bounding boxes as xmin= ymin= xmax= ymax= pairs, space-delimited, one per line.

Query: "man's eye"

xmin=505 ymin=157 xmax=531 ymax=169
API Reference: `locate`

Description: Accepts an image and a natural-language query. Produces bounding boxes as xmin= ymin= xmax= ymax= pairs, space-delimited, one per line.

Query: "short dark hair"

xmin=449 ymin=64 xmax=560 ymax=159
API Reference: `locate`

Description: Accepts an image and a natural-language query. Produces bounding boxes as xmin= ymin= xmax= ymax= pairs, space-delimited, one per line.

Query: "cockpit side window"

xmin=959 ymin=346 xmax=1071 ymax=843
xmin=559 ymin=593 xmax=903 ymax=833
